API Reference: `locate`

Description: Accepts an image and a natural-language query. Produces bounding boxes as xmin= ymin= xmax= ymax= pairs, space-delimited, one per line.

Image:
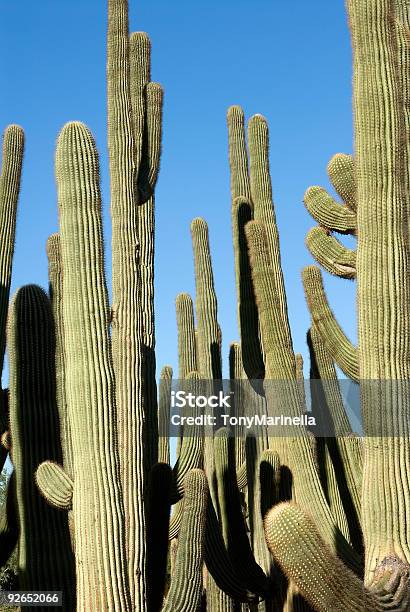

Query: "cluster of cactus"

xmin=1 ymin=0 xmax=410 ymax=610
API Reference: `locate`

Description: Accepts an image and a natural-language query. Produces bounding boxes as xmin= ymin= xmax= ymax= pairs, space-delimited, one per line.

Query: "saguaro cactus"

xmin=8 ymin=285 xmax=75 ymax=610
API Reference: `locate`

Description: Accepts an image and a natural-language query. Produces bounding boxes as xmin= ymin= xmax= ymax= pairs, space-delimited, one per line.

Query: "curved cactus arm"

xmin=306 ymin=226 xmax=356 ymax=279
xmin=129 ymin=31 xmax=163 ymax=199
xmin=327 ymin=153 xmax=356 ymax=211
xmin=228 ymin=342 xmax=246 ymax=468
xmin=248 ymin=115 xmax=292 ymax=341
xmin=204 ymin=496 xmax=260 ymax=604
xmin=231 ymin=197 xmax=265 ymax=380
xmin=307 ymin=327 xmax=363 ymax=540
xmin=176 ymin=293 xmax=197 ymax=380
xmin=0 ymin=125 xmax=24 ymax=371
xmin=158 ymin=366 xmax=172 ymax=465
xmin=47 ymin=234 xmax=73 ymax=479
xmin=228 ymin=106 xmax=265 ymax=381
xmin=56 ymin=121 xmax=131 ymax=611
xmin=0 ymin=473 xmax=18 ymax=569
xmin=304 ymin=186 xmax=357 ymax=234
xmin=162 ymin=470 xmax=208 ymax=612
xmin=246 ymin=221 xmax=361 ymax=574
xmin=244 ymin=220 xmax=295 ymax=380
xmin=146 ymin=463 xmax=172 ymax=612
xmin=190 ymin=217 xmax=221 ymax=380
xmin=307 ymin=326 xmax=353 ymax=436
xmin=264 ymin=503 xmax=409 ymax=612
xmin=168 ymin=499 xmax=183 ymax=541
xmin=214 ymin=428 xmax=273 ymax=600
xmin=8 ymin=285 xmax=75 ymax=604
xmin=35 ymin=461 xmax=73 ymax=511
xmin=302 ymin=265 xmax=359 ymax=381
xmin=227 ymin=106 xmax=251 ymax=202
xmin=171 ymin=372 xmax=204 ymax=503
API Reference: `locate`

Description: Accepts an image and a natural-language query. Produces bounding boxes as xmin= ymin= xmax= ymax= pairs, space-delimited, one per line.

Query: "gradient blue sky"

xmin=0 ymin=0 xmax=356 ymax=379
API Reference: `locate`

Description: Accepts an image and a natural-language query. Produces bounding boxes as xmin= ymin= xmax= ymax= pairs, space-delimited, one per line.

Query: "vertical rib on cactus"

xmin=56 ymin=121 xmax=131 ymax=611
xmin=8 ymin=285 xmax=75 ymax=609
xmin=163 ymin=470 xmax=208 ymax=612
xmin=107 ymin=2 xmax=149 ymax=605
xmin=245 ymin=221 xmax=361 ymax=574
xmin=158 ymin=366 xmax=172 ymax=465
xmin=176 ymin=293 xmax=197 ymax=380
xmin=47 ymin=234 xmax=73 ymax=479
xmin=348 ymin=0 xmax=410 ymax=582
xmin=129 ymin=31 xmax=164 ymax=472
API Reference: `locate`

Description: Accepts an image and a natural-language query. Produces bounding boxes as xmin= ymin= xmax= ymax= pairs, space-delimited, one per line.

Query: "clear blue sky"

xmin=0 ymin=0 xmax=356 ymax=379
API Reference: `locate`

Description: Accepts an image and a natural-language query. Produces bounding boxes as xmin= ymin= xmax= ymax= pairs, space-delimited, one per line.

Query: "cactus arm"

xmin=264 ymin=503 xmax=408 ymax=611
xmin=162 ymin=470 xmax=208 ymax=612
xmin=245 ymin=221 xmax=295 ymax=379
xmin=176 ymin=293 xmax=198 ymax=380
xmin=129 ymin=32 xmax=164 ymax=471
xmin=307 ymin=326 xmax=353 ymax=436
xmin=307 ymin=326 xmax=363 ymax=541
xmin=56 ymin=122 xmax=131 ymax=611
xmin=0 ymin=473 xmax=18 ymax=569
xmin=47 ymin=234 xmax=73 ymax=479
xmin=246 ymin=221 xmax=362 ymax=574
xmin=229 ymin=342 xmax=246 ymax=469
xmin=8 ymin=285 xmax=75 ymax=606
xmin=158 ymin=366 xmax=172 ymax=465
xmin=204 ymin=496 xmax=260 ymax=604
xmin=0 ymin=125 xmax=24 ymax=371
xmin=214 ymin=428 xmax=273 ymax=600
xmin=248 ymin=115 xmax=292 ymax=349
xmin=231 ymin=197 xmax=265 ymax=379
xmin=171 ymin=372 xmax=204 ymax=503
xmin=227 ymin=106 xmax=251 ymax=202
xmin=302 ymin=265 xmax=359 ymax=381
xmin=35 ymin=461 xmax=73 ymax=511
xmin=304 ymin=186 xmax=357 ymax=233
xmin=327 ymin=153 xmax=356 ymax=211
xmin=305 ymin=226 xmax=356 ymax=279
xmin=190 ymin=218 xmax=221 ymax=380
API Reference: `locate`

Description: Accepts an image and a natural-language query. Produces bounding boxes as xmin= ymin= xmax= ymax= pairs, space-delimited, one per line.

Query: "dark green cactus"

xmin=8 ymin=285 xmax=75 ymax=610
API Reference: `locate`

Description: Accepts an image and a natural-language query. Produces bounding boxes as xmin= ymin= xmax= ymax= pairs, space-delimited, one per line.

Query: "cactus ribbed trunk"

xmin=8 ymin=286 xmax=75 ymax=611
xmin=56 ymin=122 xmax=131 ymax=611
xmin=107 ymin=2 xmax=147 ymax=607
xmin=349 ymin=0 xmax=410 ymax=582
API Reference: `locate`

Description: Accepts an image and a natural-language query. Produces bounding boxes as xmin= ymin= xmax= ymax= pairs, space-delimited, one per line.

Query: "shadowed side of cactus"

xmin=8 ymin=285 xmax=75 ymax=610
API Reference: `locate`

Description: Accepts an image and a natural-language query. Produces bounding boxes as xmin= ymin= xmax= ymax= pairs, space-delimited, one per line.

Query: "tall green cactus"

xmin=52 ymin=122 xmax=131 ymax=611
xmin=8 ymin=285 xmax=75 ymax=610
xmin=0 ymin=125 xmax=24 ymax=473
